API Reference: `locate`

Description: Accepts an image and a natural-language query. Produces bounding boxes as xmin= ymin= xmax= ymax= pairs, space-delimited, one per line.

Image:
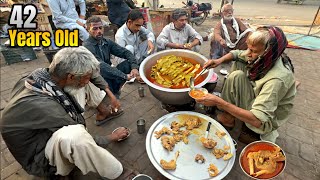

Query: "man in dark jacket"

xmin=0 ymin=47 xmax=130 ymax=178
xmin=84 ymin=16 xmax=139 ymax=96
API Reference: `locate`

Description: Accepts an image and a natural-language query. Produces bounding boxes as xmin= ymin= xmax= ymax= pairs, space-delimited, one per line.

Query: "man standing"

xmin=115 ymin=9 xmax=155 ymax=66
xmin=156 ymin=9 xmax=203 ymax=52
xmin=210 ymin=3 xmax=252 ymax=59
xmin=47 ymin=0 xmax=89 ymax=41
xmin=198 ymin=26 xmax=296 ymax=143
xmin=84 ymin=16 xmax=139 ymax=96
xmin=0 ymin=47 xmax=130 ymax=179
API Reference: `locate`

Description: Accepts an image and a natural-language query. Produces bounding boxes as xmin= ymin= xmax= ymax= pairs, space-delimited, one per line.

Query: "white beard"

xmin=223 ymin=16 xmax=233 ymax=21
xmin=64 ymin=86 xmax=84 ymax=96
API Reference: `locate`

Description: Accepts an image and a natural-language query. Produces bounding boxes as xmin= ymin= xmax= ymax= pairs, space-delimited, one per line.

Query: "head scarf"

xmin=25 ymin=68 xmax=86 ymax=125
xmin=247 ymin=26 xmax=288 ymax=81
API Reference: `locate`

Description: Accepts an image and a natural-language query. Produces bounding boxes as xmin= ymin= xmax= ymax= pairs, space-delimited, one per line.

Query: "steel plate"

xmin=146 ymin=111 xmax=236 ymax=180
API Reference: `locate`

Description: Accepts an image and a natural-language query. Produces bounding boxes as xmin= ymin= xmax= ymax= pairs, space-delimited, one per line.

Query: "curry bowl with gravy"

xmin=139 ymin=49 xmax=213 ymax=105
xmin=239 ymin=141 xmax=286 ymax=180
xmin=189 ymin=87 xmax=208 ymax=100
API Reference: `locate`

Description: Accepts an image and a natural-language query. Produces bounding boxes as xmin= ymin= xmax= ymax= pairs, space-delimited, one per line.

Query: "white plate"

xmin=146 ymin=111 xmax=236 ymax=180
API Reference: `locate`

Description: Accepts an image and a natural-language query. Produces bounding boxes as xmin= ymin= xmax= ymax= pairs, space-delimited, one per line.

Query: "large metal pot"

xmin=139 ymin=49 xmax=213 ymax=105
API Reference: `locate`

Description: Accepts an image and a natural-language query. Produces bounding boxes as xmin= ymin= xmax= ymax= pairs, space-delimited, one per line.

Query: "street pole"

xmin=307 ymin=6 xmax=320 ymax=36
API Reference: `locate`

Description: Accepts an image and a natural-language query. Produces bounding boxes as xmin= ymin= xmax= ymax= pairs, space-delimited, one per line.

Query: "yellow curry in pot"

xmin=148 ymin=55 xmax=205 ymax=89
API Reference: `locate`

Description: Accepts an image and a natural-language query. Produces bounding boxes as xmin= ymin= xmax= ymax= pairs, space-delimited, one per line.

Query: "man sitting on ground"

xmin=47 ymin=0 xmax=89 ymax=41
xmin=210 ymin=3 xmax=252 ymax=59
xmin=84 ymin=16 xmax=139 ymax=96
xmin=197 ymin=26 xmax=296 ymax=143
xmin=0 ymin=47 xmax=130 ymax=179
xmin=115 ymin=9 xmax=155 ymax=77
xmin=156 ymin=8 xmax=203 ymax=52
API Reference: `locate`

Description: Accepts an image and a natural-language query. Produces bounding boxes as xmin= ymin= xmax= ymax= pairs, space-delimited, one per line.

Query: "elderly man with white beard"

xmin=0 ymin=47 xmax=130 ymax=179
xmin=209 ymin=3 xmax=252 ymax=59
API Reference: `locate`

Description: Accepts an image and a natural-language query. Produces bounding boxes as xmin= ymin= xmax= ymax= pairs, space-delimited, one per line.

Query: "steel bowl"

xmin=139 ymin=49 xmax=213 ymax=105
xmin=188 ymin=87 xmax=208 ymax=100
xmin=239 ymin=141 xmax=286 ymax=180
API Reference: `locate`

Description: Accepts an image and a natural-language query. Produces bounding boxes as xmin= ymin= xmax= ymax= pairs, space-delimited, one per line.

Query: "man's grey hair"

xmin=172 ymin=9 xmax=188 ymax=20
xmin=48 ymin=46 xmax=100 ymax=79
xmin=247 ymin=28 xmax=270 ymax=48
xmin=221 ymin=3 xmax=233 ymax=12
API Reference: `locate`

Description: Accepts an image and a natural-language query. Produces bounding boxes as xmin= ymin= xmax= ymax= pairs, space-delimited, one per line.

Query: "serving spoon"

xmin=194 ymin=68 xmax=208 ymax=80
xmin=190 ymin=77 xmax=195 ymax=90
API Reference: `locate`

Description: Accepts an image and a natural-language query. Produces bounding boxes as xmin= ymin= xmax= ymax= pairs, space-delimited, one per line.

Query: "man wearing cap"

xmin=156 ymin=8 xmax=203 ymax=52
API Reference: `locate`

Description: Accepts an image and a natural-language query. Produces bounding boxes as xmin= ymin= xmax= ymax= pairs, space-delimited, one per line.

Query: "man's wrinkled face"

xmin=222 ymin=5 xmax=234 ymax=21
xmin=174 ymin=15 xmax=188 ymax=30
xmin=64 ymin=73 xmax=92 ymax=94
xmin=245 ymin=43 xmax=266 ymax=63
xmin=127 ymin=18 xmax=144 ymax=33
xmin=88 ymin=22 xmax=104 ymax=40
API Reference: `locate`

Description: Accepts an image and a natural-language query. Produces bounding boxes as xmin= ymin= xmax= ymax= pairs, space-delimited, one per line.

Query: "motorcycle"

xmin=182 ymin=0 xmax=212 ymax=26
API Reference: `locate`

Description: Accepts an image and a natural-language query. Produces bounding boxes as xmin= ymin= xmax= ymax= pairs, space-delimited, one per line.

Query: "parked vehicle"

xmin=182 ymin=0 xmax=212 ymax=26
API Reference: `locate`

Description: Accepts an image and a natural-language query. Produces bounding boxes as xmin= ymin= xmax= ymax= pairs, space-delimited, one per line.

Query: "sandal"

xmin=95 ymin=109 xmax=124 ymax=126
xmin=112 ymin=127 xmax=131 ymax=141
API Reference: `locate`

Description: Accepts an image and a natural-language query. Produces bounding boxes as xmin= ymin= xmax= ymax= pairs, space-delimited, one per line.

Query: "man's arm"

xmin=186 ymin=24 xmax=203 ymax=46
xmin=141 ymin=26 xmax=155 ymax=43
xmin=213 ymin=22 xmax=224 ymax=43
xmin=47 ymin=0 xmax=78 ymax=23
xmin=108 ymin=40 xmax=139 ymax=70
xmin=84 ymin=43 xmax=128 ymax=80
xmin=156 ymin=25 xmax=173 ymax=49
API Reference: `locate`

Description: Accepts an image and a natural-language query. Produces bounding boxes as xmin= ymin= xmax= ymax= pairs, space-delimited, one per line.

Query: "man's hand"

xmin=147 ymin=40 xmax=154 ymax=54
xmin=219 ymin=39 xmax=227 ymax=47
xmin=196 ymin=93 xmax=223 ymax=107
xmin=105 ymin=87 xmax=120 ymax=110
xmin=76 ymin=20 xmax=86 ymax=28
xmin=110 ymin=97 xmax=121 ymax=111
xmin=183 ymin=43 xmax=193 ymax=50
xmin=130 ymin=69 xmax=139 ymax=77
xmin=79 ymin=15 xmax=85 ymax=20
xmin=108 ymin=127 xmax=130 ymax=142
xmin=127 ymin=74 xmax=134 ymax=81
xmin=203 ymin=59 xmax=223 ymax=69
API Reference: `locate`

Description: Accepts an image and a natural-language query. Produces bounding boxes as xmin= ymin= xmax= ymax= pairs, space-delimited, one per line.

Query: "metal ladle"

xmin=190 ymin=77 xmax=195 ymax=90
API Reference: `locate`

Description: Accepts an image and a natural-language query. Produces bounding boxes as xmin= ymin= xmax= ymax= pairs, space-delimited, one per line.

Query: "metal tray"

xmin=146 ymin=111 xmax=236 ymax=180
